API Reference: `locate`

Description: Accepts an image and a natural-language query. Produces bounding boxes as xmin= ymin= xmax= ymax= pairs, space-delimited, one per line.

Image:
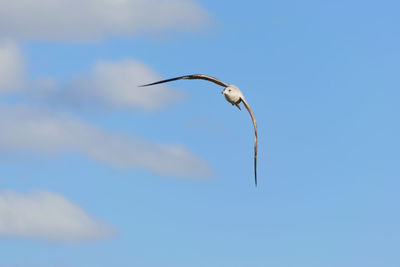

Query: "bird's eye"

xmin=228 ymin=89 xmax=232 ymax=92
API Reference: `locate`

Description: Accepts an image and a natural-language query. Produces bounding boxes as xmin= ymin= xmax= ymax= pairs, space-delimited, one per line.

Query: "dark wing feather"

xmin=139 ymin=74 xmax=229 ymax=88
xmin=241 ymin=98 xmax=258 ymax=186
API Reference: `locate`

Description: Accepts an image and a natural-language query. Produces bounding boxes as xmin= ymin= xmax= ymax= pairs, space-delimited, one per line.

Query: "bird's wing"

xmin=241 ymin=98 xmax=258 ymax=186
xmin=139 ymin=74 xmax=229 ymax=88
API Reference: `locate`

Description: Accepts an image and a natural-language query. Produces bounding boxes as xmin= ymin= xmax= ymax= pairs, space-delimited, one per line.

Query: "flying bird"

xmin=140 ymin=74 xmax=258 ymax=186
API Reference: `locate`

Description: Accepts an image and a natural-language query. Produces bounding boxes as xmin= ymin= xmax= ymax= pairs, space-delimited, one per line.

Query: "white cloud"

xmin=0 ymin=41 xmax=183 ymax=110
xmin=33 ymin=60 xmax=185 ymax=111
xmin=0 ymin=40 xmax=26 ymax=93
xmin=0 ymin=105 xmax=212 ymax=177
xmin=0 ymin=190 xmax=114 ymax=242
xmin=0 ymin=0 xmax=210 ymax=41
xmin=0 ymin=43 xmax=210 ymax=177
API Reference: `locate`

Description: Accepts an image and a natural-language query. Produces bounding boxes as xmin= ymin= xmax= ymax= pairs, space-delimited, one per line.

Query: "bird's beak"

xmin=221 ymin=90 xmax=224 ymax=95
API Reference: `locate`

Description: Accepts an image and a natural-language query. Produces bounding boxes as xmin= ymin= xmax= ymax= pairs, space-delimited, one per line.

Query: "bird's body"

xmin=140 ymin=74 xmax=258 ymax=186
xmin=222 ymin=85 xmax=244 ymax=109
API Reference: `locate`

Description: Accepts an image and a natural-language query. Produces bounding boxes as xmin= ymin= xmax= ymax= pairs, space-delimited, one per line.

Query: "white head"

xmin=222 ymin=85 xmax=244 ymax=104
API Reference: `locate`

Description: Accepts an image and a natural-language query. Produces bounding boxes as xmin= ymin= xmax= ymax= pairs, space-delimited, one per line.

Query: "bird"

xmin=140 ymin=74 xmax=258 ymax=186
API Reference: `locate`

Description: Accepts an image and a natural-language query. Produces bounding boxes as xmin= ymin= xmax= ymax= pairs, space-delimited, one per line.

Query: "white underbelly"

xmin=224 ymin=94 xmax=240 ymax=104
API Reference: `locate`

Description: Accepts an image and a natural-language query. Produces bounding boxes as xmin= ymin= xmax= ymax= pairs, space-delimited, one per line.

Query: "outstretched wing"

xmin=139 ymin=74 xmax=229 ymax=88
xmin=241 ymin=98 xmax=258 ymax=186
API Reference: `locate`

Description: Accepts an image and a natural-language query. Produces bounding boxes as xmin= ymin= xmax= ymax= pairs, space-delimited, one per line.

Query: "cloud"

xmin=32 ymin=60 xmax=185 ymax=111
xmin=0 ymin=41 xmax=183 ymax=111
xmin=0 ymin=0 xmax=210 ymax=41
xmin=0 ymin=105 xmax=212 ymax=177
xmin=0 ymin=40 xmax=26 ymax=93
xmin=0 ymin=190 xmax=114 ymax=242
xmin=0 ymin=43 xmax=210 ymax=177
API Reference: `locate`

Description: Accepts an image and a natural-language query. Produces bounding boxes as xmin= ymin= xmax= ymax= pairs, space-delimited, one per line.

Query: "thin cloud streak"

xmin=0 ymin=0 xmax=210 ymax=41
xmin=0 ymin=190 xmax=115 ymax=242
xmin=0 ymin=105 xmax=212 ymax=177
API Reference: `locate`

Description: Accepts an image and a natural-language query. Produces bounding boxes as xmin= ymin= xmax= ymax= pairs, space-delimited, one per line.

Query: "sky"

xmin=0 ymin=0 xmax=399 ymax=266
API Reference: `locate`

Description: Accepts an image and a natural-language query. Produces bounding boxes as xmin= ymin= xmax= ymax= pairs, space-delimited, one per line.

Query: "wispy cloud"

xmin=0 ymin=190 xmax=115 ymax=242
xmin=0 ymin=0 xmax=210 ymax=41
xmin=0 ymin=40 xmax=185 ymax=111
xmin=0 ymin=40 xmax=184 ymax=111
xmin=0 ymin=104 xmax=212 ymax=177
xmin=0 ymin=42 xmax=210 ymax=178
xmin=0 ymin=40 xmax=26 ymax=93
xmin=32 ymin=60 xmax=185 ymax=111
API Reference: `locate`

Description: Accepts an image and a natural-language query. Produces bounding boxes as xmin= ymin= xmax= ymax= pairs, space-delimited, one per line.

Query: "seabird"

xmin=140 ymin=74 xmax=258 ymax=186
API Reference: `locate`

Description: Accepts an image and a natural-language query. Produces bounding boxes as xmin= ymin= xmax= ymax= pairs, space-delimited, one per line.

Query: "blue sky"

xmin=0 ymin=0 xmax=399 ymax=266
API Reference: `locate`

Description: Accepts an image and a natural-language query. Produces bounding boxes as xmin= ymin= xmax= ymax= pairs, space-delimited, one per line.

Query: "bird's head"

xmin=222 ymin=85 xmax=243 ymax=104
